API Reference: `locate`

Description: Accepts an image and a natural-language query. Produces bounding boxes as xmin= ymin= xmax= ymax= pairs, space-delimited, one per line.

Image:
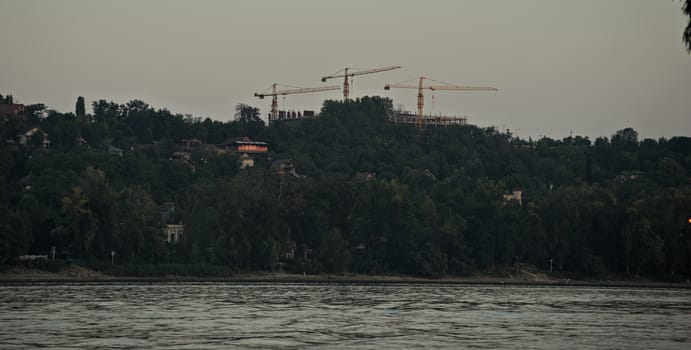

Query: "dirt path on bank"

xmin=1 ymin=265 xmax=689 ymax=289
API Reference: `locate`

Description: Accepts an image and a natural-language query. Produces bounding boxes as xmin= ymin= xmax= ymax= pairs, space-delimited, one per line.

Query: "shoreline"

xmin=1 ymin=266 xmax=689 ymax=289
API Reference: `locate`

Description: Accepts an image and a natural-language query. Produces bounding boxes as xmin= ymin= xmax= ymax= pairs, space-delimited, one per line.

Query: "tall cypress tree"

xmin=684 ymin=0 xmax=691 ymax=52
xmin=75 ymin=96 xmax=86 ymax=117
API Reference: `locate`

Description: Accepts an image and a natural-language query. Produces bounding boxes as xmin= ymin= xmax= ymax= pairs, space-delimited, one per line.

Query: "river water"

xmin=0 ymin=283 xmax=689 ymax=349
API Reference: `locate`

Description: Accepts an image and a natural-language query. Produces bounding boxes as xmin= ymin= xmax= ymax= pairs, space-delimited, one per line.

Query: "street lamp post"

xmin=549 ymin=258 xmax=553 ymax=273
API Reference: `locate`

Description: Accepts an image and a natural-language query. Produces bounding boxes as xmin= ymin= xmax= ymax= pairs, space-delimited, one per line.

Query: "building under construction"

xmin=385 ymin=76 xmax=496 ymax=129
xmin=389 ymin=111 xmax=468 ymax=127
xmin=270 ymin=110 xmax=316 ymax=123
xmin=255 ymin=84 xmax=338 ymax=125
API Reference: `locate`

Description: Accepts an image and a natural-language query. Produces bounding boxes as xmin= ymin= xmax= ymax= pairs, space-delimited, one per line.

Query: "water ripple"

xmin=0 ymin=283 xmax=689 ymax=349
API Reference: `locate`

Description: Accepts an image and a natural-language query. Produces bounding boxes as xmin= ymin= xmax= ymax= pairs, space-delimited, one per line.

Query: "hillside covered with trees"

xmin=1 ymin=94 xmax=690 ymax=280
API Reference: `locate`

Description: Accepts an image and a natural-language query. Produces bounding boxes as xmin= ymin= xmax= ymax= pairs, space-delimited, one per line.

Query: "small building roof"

xmin=24 ymin=128 xmax=45 ymax=137
xmin=219 ymin=136 xmax=267 ymax=146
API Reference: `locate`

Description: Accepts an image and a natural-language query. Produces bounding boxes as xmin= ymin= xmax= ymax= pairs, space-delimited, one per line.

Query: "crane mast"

xmin=321 ymin=65 xmax=401 ymax=101
xmin=385 ymin=76 xmax=497 ymax=129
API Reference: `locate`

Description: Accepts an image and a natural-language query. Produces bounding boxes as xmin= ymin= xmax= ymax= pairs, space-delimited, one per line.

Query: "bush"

xmin=413 ymin=243 xmax=448 ymax=278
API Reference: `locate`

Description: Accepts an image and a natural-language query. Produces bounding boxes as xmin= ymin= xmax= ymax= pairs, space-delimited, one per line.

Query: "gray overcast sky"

xmin=1 ymin=0 xmax=689 ymax=140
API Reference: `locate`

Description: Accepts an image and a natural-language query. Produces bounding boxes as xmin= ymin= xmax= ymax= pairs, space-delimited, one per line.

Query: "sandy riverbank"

xmin=1 ymin=265 xmax=689 ymax=289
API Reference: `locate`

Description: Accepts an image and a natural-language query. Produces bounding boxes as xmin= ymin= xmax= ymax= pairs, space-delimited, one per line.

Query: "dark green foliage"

xmin=413 ymin=242 xmax=448 ymax=278
xmin=318 ymin=229 xmax=351 ymax=273
xmin=684 ymin=0 xmax=691 ymax=52
xmin=234 ymin=103 xmax=264 ymax=139
xmin=0 ymin=94 xmax=13 ymax=104
xmin=75 ymin=96 xmax=86 ymax=118
xmin=1 ymin=95 xmax=690 ymax=280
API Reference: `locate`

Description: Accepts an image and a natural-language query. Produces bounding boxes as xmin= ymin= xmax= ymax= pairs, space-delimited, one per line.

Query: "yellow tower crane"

xmin=255 ymin=83 xmax=340 ymax=123
xmin=321 ymin=66 xmax=401 ymax=101
xmin=385 ymin=77 xmax=497 ymax=129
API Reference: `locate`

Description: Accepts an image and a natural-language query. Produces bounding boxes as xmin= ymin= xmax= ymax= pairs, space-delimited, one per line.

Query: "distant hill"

xmin=1 ymin=96 xmax=689 ymax=280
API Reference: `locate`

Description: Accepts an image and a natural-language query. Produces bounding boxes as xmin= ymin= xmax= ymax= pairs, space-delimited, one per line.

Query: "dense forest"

xmin=1 ymin=94 xmax=690 ymax=279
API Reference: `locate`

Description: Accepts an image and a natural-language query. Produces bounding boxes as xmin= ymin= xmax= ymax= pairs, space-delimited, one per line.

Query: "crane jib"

xmin=321 ymin=65 xmax=401 ymax=101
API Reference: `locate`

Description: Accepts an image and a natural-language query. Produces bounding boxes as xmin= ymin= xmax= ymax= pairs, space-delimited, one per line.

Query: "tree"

xmin=0 ymin=210 xmax=32 ymax=263
xmin=233 ymin=103 xmax=264 ymax=138
xmin=30 ymin=130 xmax=46 ymax=148
xmin=75 ymin=96 xmax=86 ymax=118
xmin=413 ymin=242 xmax=448 ymax=278
xmin=0 ymin=94 xmax=13 ymax=104
xmin=318 ymin=228 xmax=351 ymax=274
xmin=25 ymin=104 xmax=47 ymax=124
xmin=612 ymin=128 xmax=638 ymax=147
xmin=123 ymin=99 xmax=150 ymax=116
xmin=91 ymin=100 xmax=122 ymax=125
xmin=58 ymin=187 xmax=97 ymax=258
xmin=234 ymin=104 xmax=261 ymax=124
xmin=623 ymin=214 xmax=663 ymax=276
xmin=683 ymin=0 xmax=691 ymax=52
xmin=54 ymin=167 xmax=116 ymax=259
xmin=113 ymin=187 xmax=166 ymax=262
